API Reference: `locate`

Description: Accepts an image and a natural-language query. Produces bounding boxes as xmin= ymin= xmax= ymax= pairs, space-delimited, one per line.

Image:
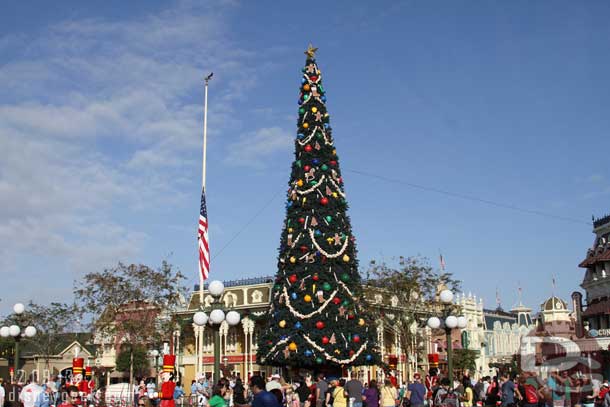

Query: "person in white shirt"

xmin=20 ymin=380 xmax=43 ymax=407
xmin=0 ymin=378 xmax=6 ymax=407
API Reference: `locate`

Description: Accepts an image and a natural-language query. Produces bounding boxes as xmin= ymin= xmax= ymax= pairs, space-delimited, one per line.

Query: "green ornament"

xmin=299 ymin=107 xmax=305 ymax=115
xmin=303 ymin=94 xmax=309 ymax=100
xmin=321 ymin=164 xmax=328 ymax=171
xmin=340 ymin=273 xmax=350 ymax=282
xmin=315 ymin=357 xmax=323 ymax=364
xmin=322 ymin=282 xmax=332 ymax=291
xmin=316 ymin=133 xmax=323 ymax=140
xmin=274 ymin=284 xmax=281 ymax=291
xmin=319 ymin=84 xmax=324 ymax=92
xmin=342 ymin=299 xmax=350 ymax=307
xmin=295 ymin=160 xmax=302 ymax=167
xmin=310 ymin=180 xmax=317 ymax=186
xmin=325 ymin=215 xmax=332 ymax=223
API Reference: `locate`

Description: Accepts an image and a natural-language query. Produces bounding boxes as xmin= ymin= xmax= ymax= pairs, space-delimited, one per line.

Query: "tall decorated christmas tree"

xmin=257 ymin=45 xmax=381 ymax=369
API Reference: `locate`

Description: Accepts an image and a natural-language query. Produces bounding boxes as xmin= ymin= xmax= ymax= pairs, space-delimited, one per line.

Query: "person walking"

xmin=34 ymin=382 xmax=57 ymax=407
xmin=363 ymin=380 xmax=380 ymax=407
xmin=380 ymin=380 xmax=397 ymax=407
xmin=332 ymin=380 xmax=347 ymax=407
xmin=461 ymin=379 xmax=473 ymax=407
xmin=345 ymin=377 xmax=364 ymax=407
xmin=249 ymin=376 xmax=281 ymax=407
xmin=408 ymin=374 xmax=427 ymax=407
xmin=315 ymin=375 xmax=328 ymax=407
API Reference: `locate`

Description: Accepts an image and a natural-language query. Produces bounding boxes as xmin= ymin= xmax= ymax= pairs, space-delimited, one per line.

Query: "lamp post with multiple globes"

xmin=192 ymin=280 xmax=241 ymax=382
xmin=426 ymin=289 xmax=467 ymax=385
xmin=0 ymin=303 xmax=37 ymax=376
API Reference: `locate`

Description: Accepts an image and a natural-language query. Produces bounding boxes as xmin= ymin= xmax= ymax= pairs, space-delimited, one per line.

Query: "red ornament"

xmin=311 ymin=76 xmax=318 ymax=81
xmin=298 ymin=217 xmax=305 ymax=224
xmin=348 ymin=312 xmax=355 ymax=320
xmin=304 ymin=144 xmax=313 ymax=153
xmin=322 ymin=336 xmax=329 ymax=344
xmin=320 ymin=197 xmax=329 ymax=205
xmin=353 ymin=335 xmax=361 ymax=343
xmin=289 ymin=274 xmax=298 ymax=284
xmin=313 ymin=274 xmax=319 ymax=281
xmin=349 ymin=350 xmax=355 ymax=356
xmin=315 ymin=321 xmax=325 ymax=329
xmin=330 ymin=160 xmax=337 ymax=166
xmin=332 ymin=297 xmax=341 ymax=305
xmin=338 ymin=177 xmax=343 ymax=183
xmin=304 ymin=165 xmax=311 ymax=172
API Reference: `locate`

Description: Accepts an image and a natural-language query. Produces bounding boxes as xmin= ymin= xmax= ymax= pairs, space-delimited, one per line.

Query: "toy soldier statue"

xmin=159 ymin=355 xmax=176 ymax=407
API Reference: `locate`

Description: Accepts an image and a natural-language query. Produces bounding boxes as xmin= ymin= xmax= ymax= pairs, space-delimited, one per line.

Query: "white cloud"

xmin=224 ymin=127 xmax=293 ymax=168
xmin=0 ymin=1 xmax=258 ymax=304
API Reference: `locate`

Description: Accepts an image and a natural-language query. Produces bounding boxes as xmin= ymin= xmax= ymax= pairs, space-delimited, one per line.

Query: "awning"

xmin=583 ymin=298 xmax=610 ymax=317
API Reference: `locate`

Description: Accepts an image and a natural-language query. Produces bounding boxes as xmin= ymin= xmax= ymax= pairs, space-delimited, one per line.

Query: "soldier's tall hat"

xmin=72 ymin=357 xmax=84 ymax=375
xmin=162 ymin=354 xmax=175 ymax=373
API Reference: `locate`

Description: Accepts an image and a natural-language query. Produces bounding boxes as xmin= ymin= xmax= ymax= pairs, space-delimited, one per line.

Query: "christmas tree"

xmin=257 ymin=45 xmax=381 ymax=369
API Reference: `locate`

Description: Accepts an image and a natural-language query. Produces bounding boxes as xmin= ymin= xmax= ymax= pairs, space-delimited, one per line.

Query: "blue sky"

xmin=1 ymin=1 xmax=609 ymax=316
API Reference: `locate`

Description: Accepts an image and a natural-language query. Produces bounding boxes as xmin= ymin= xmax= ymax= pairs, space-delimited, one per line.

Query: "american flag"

xmin=198 ymin=187 xmax=210 ymax=280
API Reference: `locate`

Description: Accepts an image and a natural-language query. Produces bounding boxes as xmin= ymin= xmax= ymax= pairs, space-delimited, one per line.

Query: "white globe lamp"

xmin=13 ymin=303 xmax=25 ymax=315
xmin=150 ymin=349 xmax=159 ymax=357
xmin=9 ymin=325 xmax=21 ymax=337
xmin=193 ymin=311 xmax=209 ymax=326
xmin=208 ymin=280 xmax=225 ymax=297
xmin=439 ymin=290 xmax=454 ymax=304
xmin=225 ymin=311 xmax=241 ymax=326
xmin=457 ymin=316 xmax=468 ymax=329
xmin=445 ymin=316 xmax=458 ymax=329
xmin=427 ymin=317 xmax=441 ymax=329
xmin=24 ymin=326 xmax=36 ymax=338
xmin=0 ymin=327 xmax=9 ymax=338
xmin=209 ymin=309 xmax=225 ymax=325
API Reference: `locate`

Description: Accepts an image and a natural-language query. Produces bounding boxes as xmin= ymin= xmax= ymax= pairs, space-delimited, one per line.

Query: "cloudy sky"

xmin=1 ymin=1 xmax=610 ymax=315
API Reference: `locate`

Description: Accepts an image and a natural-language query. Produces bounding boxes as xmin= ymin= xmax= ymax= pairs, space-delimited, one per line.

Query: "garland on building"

xmin=256 ymin=45 xmax=381 ymax=368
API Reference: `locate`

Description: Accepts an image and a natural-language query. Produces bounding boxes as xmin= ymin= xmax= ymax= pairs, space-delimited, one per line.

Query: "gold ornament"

xmin=279 ymin=320 xmax=286 ymax=328
xmin=304 ymin=44 xmax=318 ymax=58
xmin=303 ymin=122 xmax=309 ymax=129
xmin=289 ymin=342 xmax=297 ymax=351
xmin=343 ymin=255 xmax=350 ymax=262
xmin=326 ymin=237 xmax=334 ymax=244
xmin=290 ymin=257 xmax=296 ymax=264
xmin=304 ymin=294 xmax=312 ymax=302
xmin=311 ymin=107 xmax=318 ymax=113
xmin=358 ymin=318 xmax=365 ymax=326
xmin=288 ymin=228 xmax=293 ymax=233
xmin=297 ymin=179 xmax=303 ymax=187
xmin=332 ymin=192 xmax=338 ymax=198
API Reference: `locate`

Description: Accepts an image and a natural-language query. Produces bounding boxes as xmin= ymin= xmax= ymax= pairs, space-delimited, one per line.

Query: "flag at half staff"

xmin=198 ymin=187 xmax=210 ymax=280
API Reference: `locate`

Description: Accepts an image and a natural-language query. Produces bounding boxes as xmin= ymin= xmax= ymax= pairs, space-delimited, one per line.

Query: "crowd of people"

xmin=177 ymin=371 xmax=610 ymax=407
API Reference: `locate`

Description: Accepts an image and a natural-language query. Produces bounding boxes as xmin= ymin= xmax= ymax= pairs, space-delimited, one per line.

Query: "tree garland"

xmin=308 ymin=229 xmax=350 ymax=258
xmin=282 ymin=286 xmax=338 ymax=319
xmin=303 ymin=334 xmax=368 ymax=365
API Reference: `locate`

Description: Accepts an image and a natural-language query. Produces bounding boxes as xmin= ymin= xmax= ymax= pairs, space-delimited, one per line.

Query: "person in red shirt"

xmin=58 ymin=386 xmax=82 ymax=407
xmin=158 ymin=355 xmax=176 ymax=407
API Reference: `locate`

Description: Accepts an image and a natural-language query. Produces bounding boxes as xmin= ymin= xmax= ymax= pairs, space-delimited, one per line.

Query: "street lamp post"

xmin=193 ymin=281 xmax=241 ymax=383
xmin=0 ymin=303 xmax=37 ymax=377
xmin=426 ymin=290 xmax=467 ymax=385
xmin=150 ymin=349 xmax=161 ymax=381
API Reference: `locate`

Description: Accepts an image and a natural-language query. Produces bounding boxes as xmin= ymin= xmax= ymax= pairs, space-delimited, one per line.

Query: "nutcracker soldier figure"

xmin=71 ymin=358 xmax=86 ymax=395
xmin=159 ymin=355 xmax=176 ymax=407
xmin=83 ymin=366 xmax=94 ymax=397
xmin=425 ymin=354 xmax=439 ymax=401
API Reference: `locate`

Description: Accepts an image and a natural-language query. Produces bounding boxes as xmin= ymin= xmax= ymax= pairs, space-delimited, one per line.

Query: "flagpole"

xmin=200 ymin=72 xmax=213 ymax=305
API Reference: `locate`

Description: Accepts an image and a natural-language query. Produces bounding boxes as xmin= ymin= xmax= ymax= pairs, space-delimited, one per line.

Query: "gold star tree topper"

xmin=304 ymin=44 xmax=318 ymax=58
